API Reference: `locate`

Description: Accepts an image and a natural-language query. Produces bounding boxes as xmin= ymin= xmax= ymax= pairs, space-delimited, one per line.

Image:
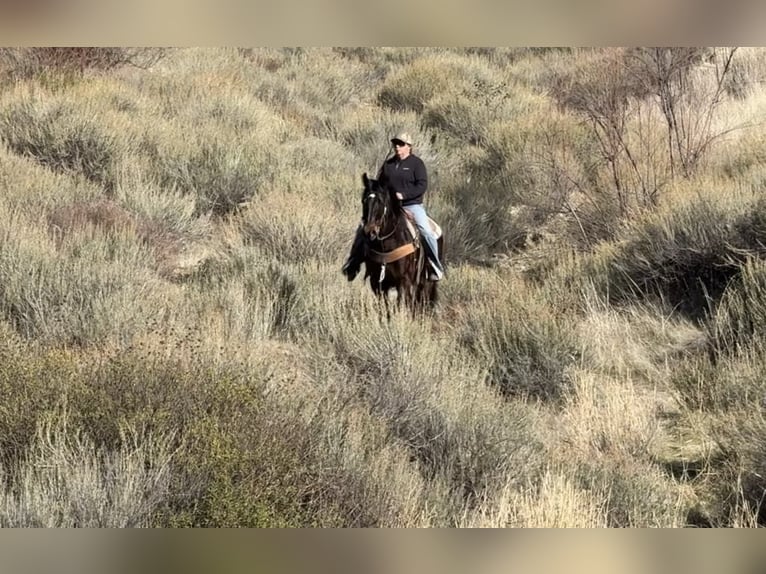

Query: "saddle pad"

xmin=429 ymin=218 xmax=442 ymax=239
xmin=405 ymin=213 xmax=442 ymax=240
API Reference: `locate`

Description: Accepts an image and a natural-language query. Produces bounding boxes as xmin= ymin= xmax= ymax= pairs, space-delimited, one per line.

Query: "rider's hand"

xmin=396 ymin=192 xmax=404 ymax=200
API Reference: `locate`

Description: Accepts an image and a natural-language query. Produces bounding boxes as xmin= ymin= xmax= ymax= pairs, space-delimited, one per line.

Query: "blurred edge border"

xmin=0 ymin=0 xmax=765 ymax=45
xmin=0 ymin=530 xmax=765 ymax=574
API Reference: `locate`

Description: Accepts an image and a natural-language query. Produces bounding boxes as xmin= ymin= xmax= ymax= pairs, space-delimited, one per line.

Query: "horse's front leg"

xmin=409 ymin=285 xmax=420 ymax=319
xmin=374 ymin=283 xmax=391 ymax=322
xmin=410 ymin=284 xmax=422 ymax=319
xmin=397 ymin=283 xmax=413 ymax=315
xmin=383 ymin=290 xmax=394 ymax=322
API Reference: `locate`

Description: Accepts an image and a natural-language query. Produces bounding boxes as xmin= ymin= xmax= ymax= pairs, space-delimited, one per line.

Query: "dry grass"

xmin=461 ymin=468 xmax=609 ymax=528
xmin=0 ymin=410 xmax=175 ymax=527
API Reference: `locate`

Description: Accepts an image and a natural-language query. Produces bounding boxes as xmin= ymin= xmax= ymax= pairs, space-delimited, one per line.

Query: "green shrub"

xmin=56 ymin=335 xmax=333 ymax=527
xmin=247 ymin=48 xmax=379 ymax=138
xmin=438 ymin=95 xmax=588 ymax=261
xmin=0 ymin=328 xmax=83 ymax=461
xmin=238 ymin=193 xmax=350 ymax=265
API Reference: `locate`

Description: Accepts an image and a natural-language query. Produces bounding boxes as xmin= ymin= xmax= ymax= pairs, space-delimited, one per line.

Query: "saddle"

xmin=404 ymin=213 xmax=442 ymax=242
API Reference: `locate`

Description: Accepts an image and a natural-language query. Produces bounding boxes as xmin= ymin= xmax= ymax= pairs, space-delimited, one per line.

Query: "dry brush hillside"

xmin=1 ymin=47 xmax=766 ymax=527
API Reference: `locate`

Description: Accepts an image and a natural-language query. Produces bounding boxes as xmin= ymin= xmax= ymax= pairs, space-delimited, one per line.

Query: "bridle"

xmin=363 ymin=190 xmax=398 ymax=241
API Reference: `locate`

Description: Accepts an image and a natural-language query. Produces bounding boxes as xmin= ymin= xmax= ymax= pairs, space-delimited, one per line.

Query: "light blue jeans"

xmin=403 ymin=203 xmax=443 ymax=274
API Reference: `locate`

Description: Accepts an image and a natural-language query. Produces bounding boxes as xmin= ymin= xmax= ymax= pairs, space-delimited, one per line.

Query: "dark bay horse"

xmin=359 ymin=173 xmax=443 ymax=315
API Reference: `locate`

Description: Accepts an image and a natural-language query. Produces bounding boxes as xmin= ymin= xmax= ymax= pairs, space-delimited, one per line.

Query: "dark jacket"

xmin=378 ymin=154 xmax=428 ymax=206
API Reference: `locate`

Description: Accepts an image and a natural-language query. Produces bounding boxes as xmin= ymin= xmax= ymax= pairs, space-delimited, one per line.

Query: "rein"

xmin=366 ymin=210 xmax=417 ymax=283
xmin=375 ymin=217 xmax=398 ymax=241
xmin=368 ymin=213 xmax=415 ymax=264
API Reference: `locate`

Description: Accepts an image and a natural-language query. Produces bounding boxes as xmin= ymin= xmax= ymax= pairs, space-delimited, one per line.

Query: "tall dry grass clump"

xmin=0 ymin=411 xmax=174 ymax=528
xmin=0 ymin=200 xmax=170 ymax=346
xmin=377 ymin=52 xmax=490 ymax=113
xmin=449 ymin=272 xmax=580 ymax=401
xmin=581 ymin=180 xmax=766 ymax=319
xmin=0 ymin=89 xmax=126 ymax=193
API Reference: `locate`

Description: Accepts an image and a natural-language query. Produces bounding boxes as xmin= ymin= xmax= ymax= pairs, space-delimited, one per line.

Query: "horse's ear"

xmin=362 ymin=173 xmax=370 ymax=188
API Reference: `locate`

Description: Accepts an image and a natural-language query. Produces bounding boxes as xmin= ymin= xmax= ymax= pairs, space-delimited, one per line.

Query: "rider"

xmin=342 ymin=132 xmax=444 ymax=282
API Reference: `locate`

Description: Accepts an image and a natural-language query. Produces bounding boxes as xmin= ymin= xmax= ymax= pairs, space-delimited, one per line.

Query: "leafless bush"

xmin=624 ymin=47 xmax=738 ymax=178
xmin=549 ymin=48 xmax=662 ymax=216
xmin=549 ymin=47 xmax=739 ymax=223
xmin=0 ymin=48 xmax=167 ymax=81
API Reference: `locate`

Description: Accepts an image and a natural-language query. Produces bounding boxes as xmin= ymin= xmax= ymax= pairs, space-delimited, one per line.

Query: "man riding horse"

xmin=342 ymin=132 xmax=445 ymax=282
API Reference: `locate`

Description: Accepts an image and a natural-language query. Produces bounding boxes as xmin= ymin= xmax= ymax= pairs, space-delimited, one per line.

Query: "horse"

xmin=359 ymin=173 xmax=443 ymax=316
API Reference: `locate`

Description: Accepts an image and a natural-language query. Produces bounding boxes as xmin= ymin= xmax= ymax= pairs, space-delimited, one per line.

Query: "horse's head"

xmin=361 ymin=172 xmax=399 ymax=240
